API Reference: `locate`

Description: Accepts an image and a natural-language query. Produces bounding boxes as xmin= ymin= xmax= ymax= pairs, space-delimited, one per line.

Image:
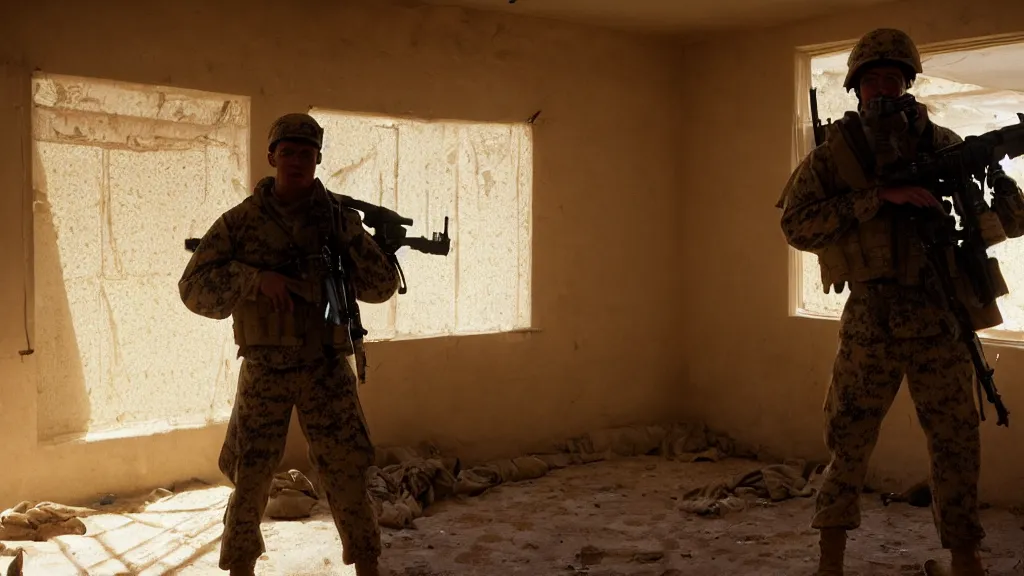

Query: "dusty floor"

xmin=3 ymin=456 xmax=1023 ymax=576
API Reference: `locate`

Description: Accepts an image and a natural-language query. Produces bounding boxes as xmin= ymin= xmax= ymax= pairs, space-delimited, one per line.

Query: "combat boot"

xmin=5 ymin=549 xmax=24 ymax=576
xmin=355 ymin=559 xmax=388 ymax=576
xmin=227 ymin=561 xmax=256 ymax=576
xmin=816 ymin=528 xmax=846 ymax=575
xmin=923 ymin=544 xmax=985 ymax=576
xmin=951 ymin=545 xmax=986 ymax=575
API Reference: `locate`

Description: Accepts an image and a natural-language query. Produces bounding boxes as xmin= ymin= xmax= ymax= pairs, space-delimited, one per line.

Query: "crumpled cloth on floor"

xmin=265 ymin=469 xmax=319 ymax=520
xmin=679 ymin=459 xmax=822 ymax=517
xmin=0 ymin=501 xmax=98 ymax=541
xmin=357 ymin=421 xmax=761 ymax=529
xmin=556 ymin=422 xmax=754 ymax=464
xmin=453 ymin=455 xmax=552 ymax=497
xmin=366 ymin=448 xmax=461 ymax=529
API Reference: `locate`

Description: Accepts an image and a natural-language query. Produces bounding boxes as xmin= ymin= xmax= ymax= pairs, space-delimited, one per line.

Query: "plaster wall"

xmin=677 ymin=0 xmax=1024 ymax=504
xmin=5 ymin=0 xmax=1024 ymax=509
xmin=0 ymin=0 xmax=685 ymax=505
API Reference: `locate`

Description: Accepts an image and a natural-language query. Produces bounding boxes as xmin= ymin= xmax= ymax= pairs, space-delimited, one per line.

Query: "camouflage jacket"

xmin=178 ymin=177 xmax=400 ymax=367
xmin=778 ymin=117 xmax=1024 ymax=253
xmin=778 ymin=112 xmax=1024 ymax=339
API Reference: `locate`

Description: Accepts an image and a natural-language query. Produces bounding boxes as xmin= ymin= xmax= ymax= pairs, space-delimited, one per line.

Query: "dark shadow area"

xmin=31 ymin=139 xmax=92 ymax=441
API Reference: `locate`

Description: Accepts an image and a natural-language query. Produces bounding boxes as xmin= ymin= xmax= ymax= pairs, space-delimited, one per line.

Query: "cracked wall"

xmin=30 ymin=76 xmax=534 ymax=444
xmin=5 ymin=0 xmax=1023 ymax=508
xmin=31 ymin=74 xmax=250 ymax=440
xmin=0 ymin=0 xmax=685 ymax=505
xmin=309 ymin=109 xmax=532 ymax=340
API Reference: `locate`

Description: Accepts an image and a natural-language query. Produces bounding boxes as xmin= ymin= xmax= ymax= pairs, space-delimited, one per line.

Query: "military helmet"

xmin=843 ymin=28 xmax=923 ymax=91
xmin=267 ymin=113 xmax=324 ymax=151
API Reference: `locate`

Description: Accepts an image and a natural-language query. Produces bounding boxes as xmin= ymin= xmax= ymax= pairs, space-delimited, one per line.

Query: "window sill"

xmin=789 ymin=311 xmax=1024 ymax=349
xmin=37 ymin=417 xmax=229 ymax=448
xmin=366 ymin=327 xmax=541 ymax=344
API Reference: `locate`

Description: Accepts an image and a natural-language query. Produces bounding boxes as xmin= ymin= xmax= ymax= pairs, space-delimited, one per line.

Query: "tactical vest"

xmin=231 ymin=266 xmax=356 ymax=352
xmin=229 ymin=189 xmax=367 ymax=366
xmin=812 ymin=113 xmax=1010 ymax=330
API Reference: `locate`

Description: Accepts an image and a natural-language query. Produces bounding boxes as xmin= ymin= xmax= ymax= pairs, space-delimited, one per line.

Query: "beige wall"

xmin=0 ymin=0 xmax=685 ymax=505
xmin=4 ymin=0 xmax=1024 ymax=509
xmin=677 ymin=0 xmax=1024 ymax=504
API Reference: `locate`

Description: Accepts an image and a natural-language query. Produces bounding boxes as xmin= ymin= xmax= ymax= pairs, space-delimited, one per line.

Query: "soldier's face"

xmin=858 ymin=65 xmax=907 ymax=102
xmin=269 ymin=141 xmax=319 ymax=189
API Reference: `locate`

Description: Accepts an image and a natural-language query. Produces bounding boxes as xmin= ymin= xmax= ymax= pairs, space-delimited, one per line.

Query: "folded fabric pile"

xmin=679 ymin=460 xmax=824 ymax=517
xmin=0 ymin=501 xmax=98 ymax=541
xmin=343 ymin=421 xmax=763 ymax=529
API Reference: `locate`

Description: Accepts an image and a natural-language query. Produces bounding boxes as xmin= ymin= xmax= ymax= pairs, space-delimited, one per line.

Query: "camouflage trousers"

xmin=812 ymin=284 xmax=985 ymax=549
xmin=217 ymin=355 xmax=380 ymax=570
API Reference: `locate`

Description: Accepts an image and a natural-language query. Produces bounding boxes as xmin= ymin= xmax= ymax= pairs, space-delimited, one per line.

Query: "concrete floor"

xmin=2 ymin=456 xmax=1023 ymax=575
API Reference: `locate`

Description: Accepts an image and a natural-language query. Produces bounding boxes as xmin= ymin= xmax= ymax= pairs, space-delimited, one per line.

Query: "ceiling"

xmin=414 ymin=0 xmax=905 ymax=34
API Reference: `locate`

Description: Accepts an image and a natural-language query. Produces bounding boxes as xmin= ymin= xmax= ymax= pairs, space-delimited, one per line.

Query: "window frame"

xmin=306 ymin=106 xmax=536 ymax=343
xmin=788 ymin=34 xmax=1024 ymax=346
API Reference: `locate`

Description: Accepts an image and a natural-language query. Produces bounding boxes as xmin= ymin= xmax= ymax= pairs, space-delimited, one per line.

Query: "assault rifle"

xmin=809 ymin=88 xmax=829 ymax=147
xmin=880 ymin=110 xmax=1024 ymax=428
xmin=338 ymin=195 xmax=449 ymax=296
xmin=808 ymin=87 xmax=1024 ymax=427
xmin=338 ymin=195 xmax=451 ymax=257
xmin=183 ymin=196 xmax=451 ymax=382
xmin=184 ymin=196 xmax=451 ymax=295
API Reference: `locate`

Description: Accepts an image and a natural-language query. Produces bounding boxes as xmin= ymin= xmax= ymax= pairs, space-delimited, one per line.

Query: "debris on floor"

xmin=0 ymin=485 xmax=182 ymax=544
xmin=0 ymin=502 xmax=96 ymax=541
xmin=2 ymin=421 xmax=1023 ymax=575
xmin=679 ymin=459 xmax=824 ymax=517
xmin=4 ymin=455 xmax=1021 ymax=575
xmin=881 ymin=479 xmax=933 ymax=508
xmin=265 ymin=470 xmax=319 ymax=520
xmin=361 ymin=420 xmax=764 ymax=529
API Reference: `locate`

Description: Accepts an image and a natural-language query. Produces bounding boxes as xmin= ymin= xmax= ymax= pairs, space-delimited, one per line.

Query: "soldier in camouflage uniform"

xmin=778 ymin=29 xmax=1024 ymax=576
xmin=179 ymin=113 xmax=400 ymax=576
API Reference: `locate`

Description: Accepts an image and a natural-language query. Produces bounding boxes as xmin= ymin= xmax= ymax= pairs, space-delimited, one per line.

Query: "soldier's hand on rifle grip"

xmin=878 ymin=185 xmax=943 ymax=210
xmin=988 ymin=165 xmax=1020 ymax=197
xmin=259 ymin=270 xmax=294 ymax=313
